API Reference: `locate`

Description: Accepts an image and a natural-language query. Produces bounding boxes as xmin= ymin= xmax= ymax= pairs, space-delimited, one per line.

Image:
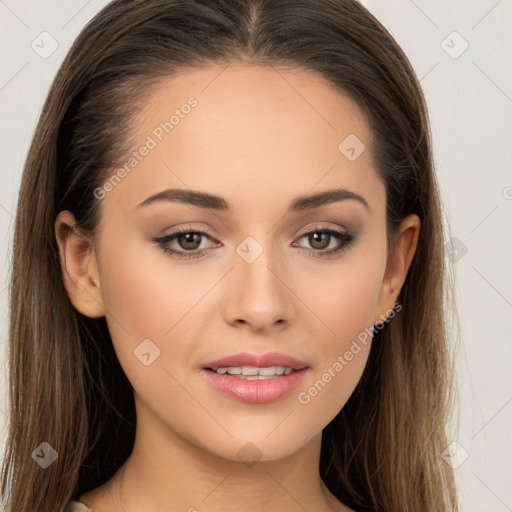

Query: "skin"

xmin=55 ymin=64 xmax=420 ymax=512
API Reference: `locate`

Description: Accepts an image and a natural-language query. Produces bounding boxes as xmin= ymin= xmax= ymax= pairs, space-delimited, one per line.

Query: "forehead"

xmin=103 ymin=63 xmax=384 ymax=218
xmin=135 ymin=63 xmax=372 ymax=150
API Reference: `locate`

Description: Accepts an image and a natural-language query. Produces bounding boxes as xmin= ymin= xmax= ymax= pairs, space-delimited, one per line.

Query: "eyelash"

xmin=151 ymin=225 xmax=356 ymax=260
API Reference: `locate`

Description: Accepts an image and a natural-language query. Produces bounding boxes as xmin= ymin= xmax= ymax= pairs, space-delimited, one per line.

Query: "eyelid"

xmin=296 ymin=222 xmax=350 ymax=237
xmin=161 ymin=225 xmax=216 ymax=238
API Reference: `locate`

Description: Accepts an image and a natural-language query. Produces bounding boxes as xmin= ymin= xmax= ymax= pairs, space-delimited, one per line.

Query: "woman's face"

xmin=58 ymin=64 xmax=418 ymax=463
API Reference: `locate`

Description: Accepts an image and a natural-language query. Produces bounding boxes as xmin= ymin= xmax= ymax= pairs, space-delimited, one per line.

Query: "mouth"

xmin=205 ymin=365 xmax=297 ymax=379
xmin=200 ymin=352 xmax=310 ymax=403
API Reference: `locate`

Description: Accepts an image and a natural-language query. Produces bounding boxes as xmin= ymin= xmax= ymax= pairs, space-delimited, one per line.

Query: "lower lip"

xmin=201 ymin=368 xmax=309 ymax=404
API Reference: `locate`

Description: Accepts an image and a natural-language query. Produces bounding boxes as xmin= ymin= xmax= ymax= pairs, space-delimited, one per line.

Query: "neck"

xmin=80 ymin=395 xmax=350 ymax=512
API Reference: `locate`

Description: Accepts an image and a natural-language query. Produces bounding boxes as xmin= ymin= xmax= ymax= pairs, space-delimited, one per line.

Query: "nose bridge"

xmin=223 ymin=234 xmax=294 ymax=331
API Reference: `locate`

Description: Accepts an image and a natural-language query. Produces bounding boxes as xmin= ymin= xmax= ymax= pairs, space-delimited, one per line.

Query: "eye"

xmin=293 ymin=226 xmax=356 ymax=257
xmin=152 ymin=225 xmax=357 ymax=260
xmin=151 ymin=227 xmax=218 ymax=259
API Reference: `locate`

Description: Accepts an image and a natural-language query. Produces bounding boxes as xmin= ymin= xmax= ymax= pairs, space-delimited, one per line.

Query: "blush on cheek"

xmin=99 ymin=234 xmax=172 ymax=332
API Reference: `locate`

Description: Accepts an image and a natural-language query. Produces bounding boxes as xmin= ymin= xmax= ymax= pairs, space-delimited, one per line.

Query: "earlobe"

xmin=54 ymin=210 xmax=105 ymax=318
xmin=374 ymin=214 xmax=420 ymax=325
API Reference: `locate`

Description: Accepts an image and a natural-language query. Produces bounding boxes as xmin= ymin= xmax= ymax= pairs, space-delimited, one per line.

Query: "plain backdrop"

xmin=1 ymin=1 xmax=511 ymax=510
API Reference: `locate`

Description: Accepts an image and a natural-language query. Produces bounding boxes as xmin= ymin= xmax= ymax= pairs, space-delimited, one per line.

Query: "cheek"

xmin=291 ymin=254 xmax=384 ymax=423
xmin=98 ymin=226 xmax=212 ymax=333
xmin=294 ymin=287 xmax=376 ymax=433
xmin=294 ymin=247 xmax=384 ymax=348
xmin=96 ymin=233 xmax=197 ymax=372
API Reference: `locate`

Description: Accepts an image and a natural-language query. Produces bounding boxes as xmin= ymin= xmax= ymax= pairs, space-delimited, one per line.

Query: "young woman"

xmin=1 ymin=1 xmax=459 ymax=511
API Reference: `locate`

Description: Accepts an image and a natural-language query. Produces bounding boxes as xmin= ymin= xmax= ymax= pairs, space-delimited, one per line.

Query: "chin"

xmin=193 ymin=425 xmax=316 ymax=465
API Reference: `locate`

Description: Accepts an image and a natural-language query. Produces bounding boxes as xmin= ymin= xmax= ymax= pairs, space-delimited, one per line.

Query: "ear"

xmin=374 ymin=214 xmax=420 ymax=325
xmin=54 ymin=210 xmax=105 ymax=318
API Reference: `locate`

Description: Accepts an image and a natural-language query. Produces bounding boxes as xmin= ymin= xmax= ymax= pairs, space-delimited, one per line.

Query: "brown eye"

xmin=177 ymin=232 xmax=202 ymax=251
xmin=308 ymin=232 xmax=331 ymax=250
xmin=294 ymin=227 xmax=356 ymax=257
xmin=151 ymin=228 xmax=217 ymax=259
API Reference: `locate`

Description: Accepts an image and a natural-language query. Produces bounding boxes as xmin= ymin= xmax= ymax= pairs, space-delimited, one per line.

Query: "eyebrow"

xmin=136 ymin=187 xmax=371 ymax=213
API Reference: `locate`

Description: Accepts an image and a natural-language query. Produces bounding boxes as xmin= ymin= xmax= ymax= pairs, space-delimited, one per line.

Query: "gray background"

xmin=1 ymin=0 xmax=511 ymax=510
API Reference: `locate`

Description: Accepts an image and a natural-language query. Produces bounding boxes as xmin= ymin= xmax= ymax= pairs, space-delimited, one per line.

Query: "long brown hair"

xmin=1 ymin=1 xmax=459 ymax=510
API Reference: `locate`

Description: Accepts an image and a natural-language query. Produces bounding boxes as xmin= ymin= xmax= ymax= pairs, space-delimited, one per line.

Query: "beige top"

xmin=68 ymin=501 xmax=94 ymax=511
xmin=0 ymin=500 xmax=93 ymax=511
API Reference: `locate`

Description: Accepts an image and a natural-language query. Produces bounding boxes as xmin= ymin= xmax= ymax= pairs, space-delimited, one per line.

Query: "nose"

xmin=222 ymin=243 xmax=295 ymax=334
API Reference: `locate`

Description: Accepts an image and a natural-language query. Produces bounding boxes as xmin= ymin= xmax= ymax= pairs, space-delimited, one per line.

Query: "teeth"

xmin=214 ymin=366 xmax=294 ymax=378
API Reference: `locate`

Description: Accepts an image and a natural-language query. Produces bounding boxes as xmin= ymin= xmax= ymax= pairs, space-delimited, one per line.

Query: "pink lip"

xmin=202 ymin=351 xmax=309 ymax=371
xmin=201 ymin=367 xmax=310 ymax=404
xmin=200 ymin=351 xmax=310 ymax=404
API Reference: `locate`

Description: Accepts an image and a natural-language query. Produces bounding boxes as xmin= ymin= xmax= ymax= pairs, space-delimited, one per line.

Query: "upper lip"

xmin=202 ymin=351 xmax=309 ymax=371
